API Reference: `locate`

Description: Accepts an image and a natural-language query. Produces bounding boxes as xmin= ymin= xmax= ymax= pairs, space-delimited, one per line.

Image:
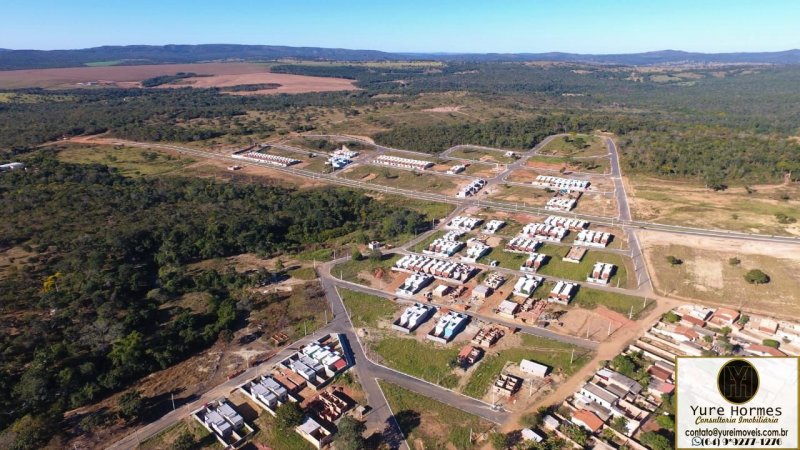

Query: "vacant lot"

xmin=571 ymin=288 xmax=652 ymax=320
xmin=332 ymin=254 xmax=401 ymax=285
xmin=374 ymin=336 xmax=461 ymax=388
xmin=486 ymin=184 xmax=550 ymax=205
xmin=641 ymin=231 xmax=800 ymax=317
xmin=138 ymin=418 xmax=218 ymax=450
xmin=56 ymin=144 xmax=195 ymax=176
xmin=462 ymin=333 xmax=591 ymax=398
xmin=536 ymin=244 xmax=632 ymax=288
xmin=379 ymin=381 xmax=494 ymax=450
xmin=340 ymin=289 xmax=397 ymax=328
xmin=0 ymin=62 xmax=357 ymax=94
xmin=538 ymin=134 xmax=608 ymax=157
xmin=628 ymin=175 xmax=800 ymax=236
xmin=526 ymin=155 xmax=610 ymax=174
xmin=449 ymin=147 xmax=517 ymax=164
xmin=339 ymin=165 xmax=459 ymax=194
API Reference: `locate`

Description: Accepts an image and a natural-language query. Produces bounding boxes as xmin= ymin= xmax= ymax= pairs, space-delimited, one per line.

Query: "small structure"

xmin=367 ymin=241 xmax=382 ymax=250
xmin=457 ymin=345 xmax=484 ymax=368
xmin=296 ymin=417 xmax=333 ymax=449
xmin=374 ymin=155 xmax=433 ymax=171
xmin=483 ymin=220 xmax=506 ymax=234
xmin=579 ymin=383 xmax=619 ymax=409
xmin=520 ymin=253 xmax=547 ymax=273
xmin=545 ymin=216 xmax=588 ymax=231
xmin=571 ymin=409 xmax=604 ymax=434
xmin=532 ymin=175 xmax=590 ymax=192
xmin=396 ymin=272 xmax=434 ymax=296
xmin=563 ymin=246 xmax=587 ymax=263
xmin=446 ymin=216 xmax=482 ymax=231
xmin=432 ymin=284 xmax=452 ymax=298
xmin=472 ymin=326 xmax=504 ymax=347
xmin=586 ymin=262 xmax=616 ymax=285
xmin=392 ymin=303 xmax=435 ymax=333
xmin=521 ymin=428 xmax=544 ymax=443
xmin=484 ymin=273 xmax=506 ymax=289
xmin=547 ymin=281 xmax=577 ymax=305
xmin=0 ymin=162 xmax=25 ymax=171
xmin=497 ymin=299 xmax=520 ymax=319
xmin=227 ymin=165 xmax=242 ymax=171
xmin=543 ymin=415 xmax=560 ymax=431
xmin=472 ymin=284 xmax=493 ymax=299
xmin=239 ymin=375 xmax=292 ymax=414
xmin=574 ymin=230 xmax=612 ymax=248
xmin=447 ymin=164 xmax=466 ymax=175
xmin=193 ymin=398 xmax=254 ymax=449
xmin=457 ymin=179 xmax=488 ymax=198
xmin=493 ymin=373 xmax=522 ymax=397
xmin=520 ymin=359 xmax=549 ymax=378
xmin=427 ymin=311 xmax=470 ymax=344
xmin=512 ymin=275 xmax=542 ymax=298
xmin=710 ymin=307 xmax=740 ymax=327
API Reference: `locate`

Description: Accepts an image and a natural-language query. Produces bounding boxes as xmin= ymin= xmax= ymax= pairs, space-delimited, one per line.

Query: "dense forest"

xmin=0 ymin=154 xmax=428 ymax=445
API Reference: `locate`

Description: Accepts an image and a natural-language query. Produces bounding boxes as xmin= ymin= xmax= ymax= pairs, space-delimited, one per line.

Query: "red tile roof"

xmin=675 ymin=325 xmax=700 ymax=340
xmin=572 ymin=409 xmax=604 ymax=432
xmin=332 ymin=358 xmax=348 ymax=371
xmin=747 ymin=344 xmax=786 ymax=357
xmin=648 ymin=365 xmax=672 ymax=382
xmin=681 ymin=315 xmax=706 ymax=327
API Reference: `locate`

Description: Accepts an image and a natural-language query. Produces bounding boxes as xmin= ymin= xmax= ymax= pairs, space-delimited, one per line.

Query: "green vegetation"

xmin=745 ymin=269 xmax=770 ymax=284
xmin=666 ymin=255 xmax=683 ymax=266
xmin=57 ymin=144 xmax=195 ymax=176
xmin=287 ymin=266 xmax=317 ymax=280
xmin=374 ymin=337 xmax=460 ymax=388
xmin=536 ymin=245 xmax=631 ymax=288
xmin=340 ymin=165 xmax=458 ymax=193
xmin=379 ymin=381 xmax=493 ymax=450
xmin=448 ymin=147 xmax=516 ymax=164
xmin=573 ymin=288 xmax=652 ymax=320
xmin=276 ymin=402 xmax=304 ymax=430
xmin=462 ymin=334 xmax=591 ymax=398
xmin=340 ymin=289 xmax=396 ymax=328
xmin=639 ymin=431 xmax=673 ymax=450
xmin=662 ymin=311 xmax=680 ymax=323
xmin=332 ymin=253 xmax=400 ymax=283
xmin=333 ymin=416 xmax=367 ymax=450
xmin=762 ymin=339 xmax=780 ymax=348
xmin=141 ymin=72 xmax=201 ymax=87
xmin=254 ymin=410 xmax=315 ymax=450
xmin=539 ymin=134 xmax=607 ymax=157
xmin=527 ymin=154 xmax=610 ymax=173
xmin=138 ymin=419 xmax=217 ymax=450
xmin=0 ymin=155 xmax=437 ymax=436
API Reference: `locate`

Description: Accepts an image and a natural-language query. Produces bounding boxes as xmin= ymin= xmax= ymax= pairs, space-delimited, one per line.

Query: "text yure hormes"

xmin=691 ymin=405 xmax=783 ymax=417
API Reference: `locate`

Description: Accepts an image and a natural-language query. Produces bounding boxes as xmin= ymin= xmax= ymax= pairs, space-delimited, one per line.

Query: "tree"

xmin=109 ymin=331 xmax=146 ymax=373
xmin=560 ymin=423 xmax=588 ymax=446
xmin=520 ymin=411 xmax=543 ymax=428
xmin=369 ymin=248 xmax=382 ymax=261
xmin=611 ymin=415 xmax=629 ymax=433
xmin=762 ymin=339 xmax=780 ymax=348
xmin=728 ymin=257 xmax=741 ymax=266
xmin=612 ymin=354 xmax=637 ymax=378
xmin=665 ymin=255 xmax=682 ymax=266
xmin=334 ymin=416 xmax=367 ymax=450
xmin=744 ymin=269 xmax=770 ymax=284
xmin=173 ymin=430 xmax=196 ymax=450
xmin=655 ymin=414 xmax=675 ymax=430
xmin=351 ymin=246 xmax=364 ymax=261
xmin=739 ymin=314 xmax=750 ymax=325
xmin=275 ymin=402 xmax=304 ymax=430
xmin=640 ymin=431 xmax=672 ymax=450
xmin=274 ymin=259 xmax=285 ymax=272
xmin=489 ymin=431 xmax=509 ymax=450
xmin=8 ymin=414 xmax=56 ymax=450
xmin=719 ymin=326 xmax=732 ymax=336
xmin=118 ymin=389 xmax=144 ymax=420
xmin=662 ymin=311 xmax=680 ymax=323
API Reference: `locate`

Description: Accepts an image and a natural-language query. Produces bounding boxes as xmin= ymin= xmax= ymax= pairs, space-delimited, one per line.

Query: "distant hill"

xmin=2 ymin=44 xmax=800 ymax=70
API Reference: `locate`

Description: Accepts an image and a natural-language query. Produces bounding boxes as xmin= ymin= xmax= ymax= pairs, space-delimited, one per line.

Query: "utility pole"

xmin=171 ymin=392 xmax=176 ymax=411
xmin=304 ymin=321 xmax=307 ymax=336
xmin=570 ymin=348 xmax=575 ymax=365
xmin=324 ymin=309 xmax=328 ymax=324
xmin=629 ymin=305 xmax=634 ymax=320
xmin=608 ymin=320 xmax=612 ymax=336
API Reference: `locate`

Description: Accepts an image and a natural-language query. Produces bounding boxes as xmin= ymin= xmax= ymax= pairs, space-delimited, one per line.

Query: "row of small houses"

xmin=533 ymin=175 xmax=591 ymax=192
xmin=374 ymin=155 xmax=433 ymax=171
xmin=456 ymin=178 xmax=487 ymax=198
xmin=233 ymin=151 xmax=300 ymax=167
xmin=394 ymin=254 xmax=478 ymax=284
xmin=446 ymin=215 xmax=482 ymax=231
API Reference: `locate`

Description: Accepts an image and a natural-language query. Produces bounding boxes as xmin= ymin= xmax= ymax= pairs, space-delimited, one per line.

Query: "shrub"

xmin=666 ymin=255 xmax=682 ymax=266
xmin=662 ymin=311 xmax=680 ymax=323
xmin=763 ymin=339 xmax=780 ymax=348
xmin=728 ymin=257 xmax=741 ymax=266
xmin=744 ymin=269 xmax=770 ymax=284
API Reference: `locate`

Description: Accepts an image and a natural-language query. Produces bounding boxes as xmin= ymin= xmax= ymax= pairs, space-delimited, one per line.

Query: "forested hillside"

xmin=0 ymin=154 xmax=428 ymax=444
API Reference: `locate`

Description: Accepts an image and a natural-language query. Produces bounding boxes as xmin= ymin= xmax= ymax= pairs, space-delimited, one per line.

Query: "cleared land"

xmin=379 ymin=381 xmax=494 ymax=450
xmin=374 ymin=336 xmax=461 ymax=388
xmin=137 ymin=418 xmax=218 ymax=449
xmin=538 ymin=134 xmax=608 ymax=157
xmin=526 ymin=155 xmax=610 ymax=174
xmin=340 ymin=289 xmax=397 ymax=328
xmin=628 ymin=175 xmax=800 ymax=236
xmin=56 ymin=144 xmax=195 ymax=176
xmin=641 ymin=231 xmax=800 ymax=317
xmin=448 ymin=147 xmax=517 ymax=164
xmin=462 ymin=333 xmax=591 ymax=398
xmin=0 ymin=62 xmax=357 ymax=94
xmin=338 ymin=165 xmax=459 ymax=194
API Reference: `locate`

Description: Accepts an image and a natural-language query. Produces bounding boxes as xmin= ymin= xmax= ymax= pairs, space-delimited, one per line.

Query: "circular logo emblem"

xmin=717 ymin=359 xmax=759 ymax=404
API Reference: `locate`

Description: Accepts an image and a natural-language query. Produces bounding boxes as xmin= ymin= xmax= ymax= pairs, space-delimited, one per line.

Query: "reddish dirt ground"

xmin=0 ymin=62 xmax=357 ymax=94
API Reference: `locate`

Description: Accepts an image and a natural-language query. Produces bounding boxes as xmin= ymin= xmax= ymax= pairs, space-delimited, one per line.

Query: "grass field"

xmin=379 ymin=381 xmax=494 ymax=450
xmin=536 ymin=244 xmax=631 ymax=288
xmin=629 ymin=175 xmax=800 ymax=236
xmin=57 ymin=144 xmax=195 ymax=176
xmin=138 ymin=418 xmax=219 ymax=450
xmin=287 ymin=266 xmax=318 ymax=280
xmin=538 ymin=134 xmax=607 ymax=157
xmin=572 ymin=288 xmax=652 ymax=320
xmin=527 ymin=155 xmax=610 ymax=174
xmin=380 ymin=194 xmax=456 ymax=221
xmin=340 ymin=289 xmax=397 ymax=328
xmin=645 ymin=242 xmax=800 ymax=317
xmin=462 ymin=334 xmax=592 ymax=398
xmin=339 ymin=165 xmax=458 ymax=194
xmin=253 ymin=411 xmax=316 ymax=450
xmin=479 ymin=245 xmax=530 ymax=269
xmin=487 ymin=184 xmax=550 ymax=204
xmin=374 ymin=336 xmax=461 ymax=388
xmin=332 ymin=253 xmax=401 ymax=284
xmin=449 ymin=147 xmax=517 ymax=164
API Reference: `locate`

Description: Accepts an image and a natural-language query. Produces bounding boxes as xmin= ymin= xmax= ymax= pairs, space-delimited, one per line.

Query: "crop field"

xmin=538 ymin=134 xmax=608 ymax=157
xmin=0 ymin=62 xmax=357 ymax=94
xmin=379 ymin=381 xmax=494 ymax=450
xmin=338 ymin=165 xmax=459 ymax=194
xmin=56 ymin=144 xmax=195 ymax=176
xmin=462 ymin=333 xmax=591 ymax=398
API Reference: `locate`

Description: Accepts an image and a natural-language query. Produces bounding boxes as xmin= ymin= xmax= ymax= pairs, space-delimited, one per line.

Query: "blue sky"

xmin=2 ymin=0 xmax=799 ymax=53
